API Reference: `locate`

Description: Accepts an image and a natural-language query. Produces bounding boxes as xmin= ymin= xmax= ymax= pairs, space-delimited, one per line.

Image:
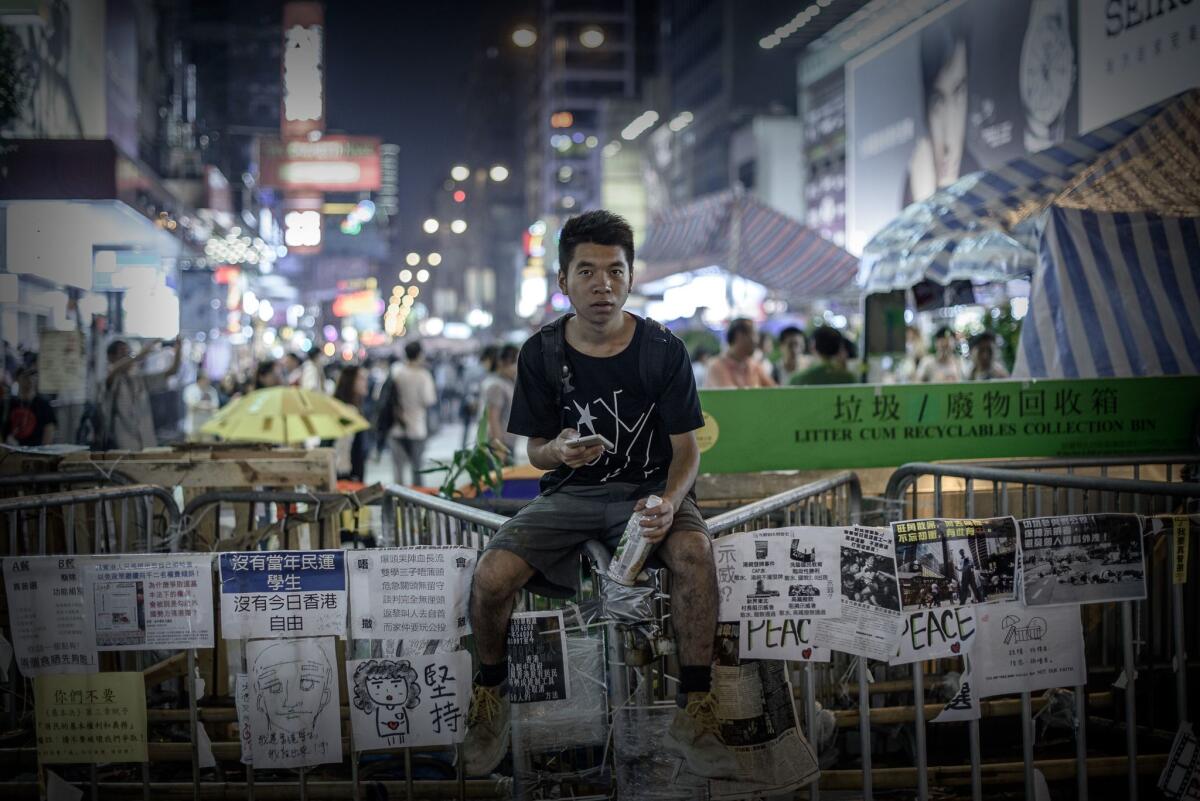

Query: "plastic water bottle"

xmin=608 ymin=495 xmax=663 ymax=585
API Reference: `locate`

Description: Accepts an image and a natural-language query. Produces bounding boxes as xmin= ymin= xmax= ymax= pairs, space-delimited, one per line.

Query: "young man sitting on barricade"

xmin=461 ymin=210 xmax=733 ymax=778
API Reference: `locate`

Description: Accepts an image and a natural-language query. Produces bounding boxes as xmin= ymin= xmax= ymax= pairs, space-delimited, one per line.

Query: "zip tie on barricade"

xmin=85 ymin=452 xmax=127 ymax=483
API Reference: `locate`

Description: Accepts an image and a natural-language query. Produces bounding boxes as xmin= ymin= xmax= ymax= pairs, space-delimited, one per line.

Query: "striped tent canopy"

xmin=638 ymin=190 xmax=859 ymax=298
xmin=861 ymin=91 xmax=1192 ymax=295
xmin=1014 ymin=206 xmax=1200 ymax=379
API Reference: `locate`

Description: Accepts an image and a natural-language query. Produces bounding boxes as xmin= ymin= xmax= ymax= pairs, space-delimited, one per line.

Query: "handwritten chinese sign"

xmin=35 ymin=672 xmax=147 ymax=763
xmin=346 ymin=651 xmax=471 ymax=751
xmin=348 ymin=547 xmax=475 ymax=640
xmin=219 ymin=551 xmax=346 ymax=639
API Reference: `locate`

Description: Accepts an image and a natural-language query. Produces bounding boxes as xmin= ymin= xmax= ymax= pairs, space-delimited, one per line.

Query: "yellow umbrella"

xmin=201 ymin=387 xmax=369 ymax=444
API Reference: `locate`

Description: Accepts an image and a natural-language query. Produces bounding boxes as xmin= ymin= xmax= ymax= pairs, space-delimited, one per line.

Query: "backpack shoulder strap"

xmin=539 ymin=314 xmax=573 ymax=425
xmin=637 ymin=315 xmax=675 ymax=402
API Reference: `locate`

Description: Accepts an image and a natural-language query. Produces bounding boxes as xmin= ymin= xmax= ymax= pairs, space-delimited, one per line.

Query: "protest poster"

xmin=507 ymin=611 xmax=569 ymax=704
xmin=1020 ymin=514 xmax=1147 ymax=606
xmin=738 ymin=617 xmax=830 ymax=663
xmin=2 ymin=556 xmax=97 ymax=676
xmin=1021 ymin=513 xmax=1148 ymax=604
xmin=713 ymin=529 xmax=839 ymax=622
xmin=219 ymin=550 xmax=346 ymax=639
xmin=36 ymin=330 xmax=86 ymax=396
xmin=1159 ymin=721 xmax=1200 ymax=800
xmin=83 ymin=554 xmax=214 ymax=650
xmin=893 ymin=517 xmax=1018 ymax=610
xmin=34 ymin=672 xmax=148 ymax=763
xmin=348 ymin=546 xmax=475 ymax=640
xmin=971 ymin=601 xmax=1086 ymax=699
xmin=709 ymin=626 xmax=820 ymax=799
xmin=932 ymin=662 xmax=982 ymax=724
xmin=244 ymin=637 xmax=343 ymax=769
xmin=890 ymin=605 xmax=976 ymax=665
xmin=235 ymin=673 xmax=252 ymax=765
xmin=812 ymin=526 xmax=904 ymax=661
xmin=346 ymin=651 xmax=471 ymax=751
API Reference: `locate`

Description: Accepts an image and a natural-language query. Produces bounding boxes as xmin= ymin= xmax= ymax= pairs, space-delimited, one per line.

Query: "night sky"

xmin=324 ymin=1 xmax=533 ymax=241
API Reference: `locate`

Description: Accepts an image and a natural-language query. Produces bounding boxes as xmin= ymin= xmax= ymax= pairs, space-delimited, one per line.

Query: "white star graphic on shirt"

xmin=573 ymin=401 xmax=596 ymax=434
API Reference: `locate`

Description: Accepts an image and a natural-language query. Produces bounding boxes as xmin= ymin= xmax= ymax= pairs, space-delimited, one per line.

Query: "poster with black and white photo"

xmin=1159 ymin=721 xmax=1200 ymax=800
xmin=971 ymin=600 xmax=1086 ymax=699
xmin=506 ymin=611 xmax=569 ymax=704
xmin=893 ymin=517 xmax=1018 ymax=610
xmin=812 ymin=526 xmax=904 ymax=661
xmin=714 ymin=529 xmax=839 ymax=623
xmin=1019 ymin=513 xmax=1146 ymax=606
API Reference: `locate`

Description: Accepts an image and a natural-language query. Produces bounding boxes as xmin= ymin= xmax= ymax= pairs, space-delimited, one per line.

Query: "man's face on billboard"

xmin=927 ymin=40 xmax=968 ymax=188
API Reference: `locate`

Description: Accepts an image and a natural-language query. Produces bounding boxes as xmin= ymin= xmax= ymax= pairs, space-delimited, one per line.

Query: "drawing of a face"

xmin=367 ymin=674 xmax=410 ymax=707
xmin=254 ymin=642 xmax=333 ymax=734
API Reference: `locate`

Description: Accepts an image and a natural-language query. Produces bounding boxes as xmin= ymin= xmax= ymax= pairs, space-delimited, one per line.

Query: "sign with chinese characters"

xmin=83 ymin=555 xmax=214 ymax=650
xmin=507 ymin=611 xmax=569 ymax=704
xmin=891 ymin=605 xmax=977 ymax=665
xmin=244 ymin=637 xmax=343 ymax=769
xmin=894 ymin=517 xmax=1018 ymax=610
xmin=739 ymin=617 xmax=830 ymax=663
xmin=971 ymin=601 xmax=1086 ymax=699
xmin=219 ymin=551 xmax=346 ymax=639
xmin=348 ymin=547 xmax=475 ymax=640
xmin=932 ymin=662 xmax=982 ymax=724
xmin=35 ymin=672 xmax=148 ymax=763
xmin=714 ymin=529 xmax=839 ymax=623
xmin=697 ymin=377 xmax=1200 ymax=473
xmin=346 ymin=651 xmax=471 ymax=751
xmin=812 ymin=527 xmax=904 ymax=661
xmin=3 ymin=556 xmax=97 ymax=676
xmin=1020 ymin=514 xmax=1147 ymax=606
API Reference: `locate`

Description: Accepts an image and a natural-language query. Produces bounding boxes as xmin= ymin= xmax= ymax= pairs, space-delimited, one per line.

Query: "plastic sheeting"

xmin=614 ymin=705 xmax=705 ymax=800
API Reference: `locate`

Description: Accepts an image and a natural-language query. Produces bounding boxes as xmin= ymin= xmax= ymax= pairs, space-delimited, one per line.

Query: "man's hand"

xmin=636 ymin=496 xmax=675 ymax=544
xmin=487 ymin=437 xmax=511 ymax=460
xmin=553 ymin=428 xmax=604 ymax=468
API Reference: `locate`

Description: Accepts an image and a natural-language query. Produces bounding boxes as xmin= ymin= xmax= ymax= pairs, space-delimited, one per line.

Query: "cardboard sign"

xmin=346 ymin=651 xmax=471 ymax=751
xmin=35 ymin=672 xmax=148 ymax=763
xmin=891 ymin=605 xmax=977 ymax=665
xmin=219 ymin=551 xmax=346 ymax=639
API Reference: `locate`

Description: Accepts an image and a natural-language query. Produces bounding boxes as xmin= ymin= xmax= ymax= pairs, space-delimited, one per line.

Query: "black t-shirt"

xmin=507 ymin=315 xmax=704 ymax=493
xmin=4 ymin=395 xmax=56 ymax=447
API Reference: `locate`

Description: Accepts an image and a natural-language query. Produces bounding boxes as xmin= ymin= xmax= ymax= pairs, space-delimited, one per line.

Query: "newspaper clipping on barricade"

xmin=707 ymin=623 xmax=819 ymax=798
xmin=812 ymin=526 xmax=903 ymax=661
xmin=714 ymin=528 xmax=840 ymax=622
xmin=893 ymin=517 xmax=1018 ymax=610
xmin=1159 ymin=721 xmax=1200 ymax=800
xmin=348 ymin=546 xmax=476 ymax=640
xmin=1020 ymin=514 xmax=1147 ymax=606
xmin=83 ymin=554 xmax=214 ymax=650
xmin=2 ymin=556 xmax=98 ymax=676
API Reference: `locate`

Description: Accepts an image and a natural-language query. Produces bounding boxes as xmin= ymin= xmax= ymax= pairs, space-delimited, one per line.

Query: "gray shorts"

xmin=484 ymin=482 xmax=709 ymax=598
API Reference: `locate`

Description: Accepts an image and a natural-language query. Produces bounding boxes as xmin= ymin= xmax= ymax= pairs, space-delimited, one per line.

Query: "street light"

xmin=579 ymin=25 xmax=604 ymax=48
xmin=423 ymin=218 xmax=439 ymax=234
xmin=450 ymin=165 xmax=470 ymax=182
xmin=427 ymin=252 xmax=442 ymax=266
xmin=416 ymin=269 xmax=430 ymax=283
xmin=399 ymin=269 xmax=412 ymax=282
xmin=512 ymin=25 xmax=537 ymax=48
xmin=450 ymin=219 xmax=467 ymax=234
xmin=489 ymin=165 xmax=509 ymax=182
xmin=405 ymin=252 xmax=420 ymax=266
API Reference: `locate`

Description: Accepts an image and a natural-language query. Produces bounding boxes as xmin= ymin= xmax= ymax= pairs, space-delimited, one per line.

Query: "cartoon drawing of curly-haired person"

xmin=351 ymin=659 xmax=422 ymax=739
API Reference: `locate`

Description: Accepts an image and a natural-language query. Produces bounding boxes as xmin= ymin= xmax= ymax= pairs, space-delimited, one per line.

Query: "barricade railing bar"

xmin=707 ymin=470 xmax=862 ymax=536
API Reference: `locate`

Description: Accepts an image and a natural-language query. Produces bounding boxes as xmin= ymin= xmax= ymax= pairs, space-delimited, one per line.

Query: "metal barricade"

xmin=882 ymin=461 xmax=1200 ymax=801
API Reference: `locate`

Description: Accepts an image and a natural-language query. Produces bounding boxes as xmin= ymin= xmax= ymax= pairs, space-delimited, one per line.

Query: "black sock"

xmin=477 ymin=661 xmax=508 ymax=687
xmin=679 ymin=664 xmax=712 ymax=699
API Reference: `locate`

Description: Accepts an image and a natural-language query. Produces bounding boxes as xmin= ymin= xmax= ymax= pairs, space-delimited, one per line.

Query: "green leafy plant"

xmin=421 ymin=442 xmax=504 ymax=500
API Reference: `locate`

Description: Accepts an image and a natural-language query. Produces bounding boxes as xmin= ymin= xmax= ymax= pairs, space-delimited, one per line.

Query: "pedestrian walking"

xmin=388 ymin=341 xmax=437 ymax=485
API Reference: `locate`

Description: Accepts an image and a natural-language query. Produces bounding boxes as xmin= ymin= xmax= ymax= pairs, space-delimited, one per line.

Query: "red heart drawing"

xmin=951 ymin=642 xmax=961 ymax=654
xmin=386 ymin=721 xmax=400 ymax=730
xmin=802 ymin=648 xmax=812 ymax=659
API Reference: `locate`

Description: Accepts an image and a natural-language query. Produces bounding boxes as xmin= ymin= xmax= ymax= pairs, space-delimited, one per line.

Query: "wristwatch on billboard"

xmin=1019 ymin=0 xmax=1075 ymax=153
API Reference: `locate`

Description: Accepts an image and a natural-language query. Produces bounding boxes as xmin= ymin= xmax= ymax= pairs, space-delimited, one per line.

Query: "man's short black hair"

xmin=558 ymin=210 xmax=634 ymax=273
xmin=106 ymin=339 xmax=129 ymax=361
xmin=812 ymin=326 xmax=843 ymax=359
xmin=726 ymin=318 xmax=754 ymax=346
xmin=404 ymin=341 xmax=422 ymax=361
xmin=497 ymin=344 xmax=519 ymax=364
xmin=780 ymin=326 xmax=806 ymax=345
xmin=255 ymin=360 xmax=276 ymax=379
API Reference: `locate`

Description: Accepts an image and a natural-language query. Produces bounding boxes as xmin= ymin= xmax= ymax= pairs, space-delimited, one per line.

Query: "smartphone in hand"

xmin=566 ymin=433 xmax=614 ymax=450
